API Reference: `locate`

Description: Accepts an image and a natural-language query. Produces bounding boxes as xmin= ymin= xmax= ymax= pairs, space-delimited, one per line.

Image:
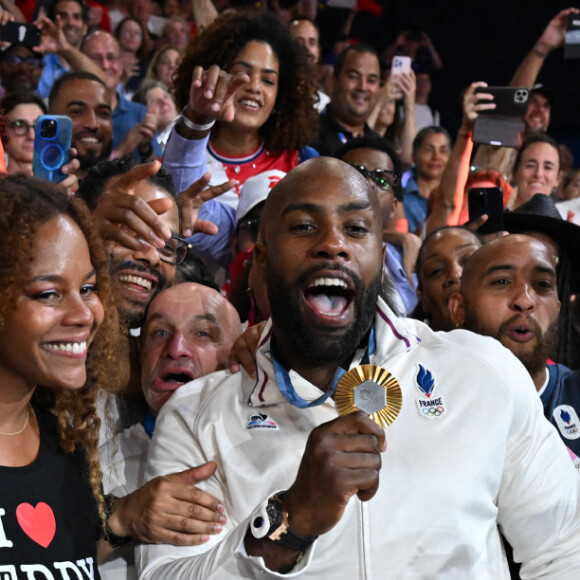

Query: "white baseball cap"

xmin=236 ymin=170 xmax=286 ymax=223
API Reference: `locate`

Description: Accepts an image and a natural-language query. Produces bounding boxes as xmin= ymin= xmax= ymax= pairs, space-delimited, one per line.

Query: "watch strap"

xmin=267 ymin=495 xmax=318 ymax=552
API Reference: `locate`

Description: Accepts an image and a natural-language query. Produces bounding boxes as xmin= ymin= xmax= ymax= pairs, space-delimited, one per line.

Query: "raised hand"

xmin=536 ymin=7 xmax=579 ymax=53
xmin=176 ymin=172 xmax=237 ymax=237
xmin=182 ymin=64 xmax=250 ymax=128
xmin=462 ymin=81 xmax=496 ymax=128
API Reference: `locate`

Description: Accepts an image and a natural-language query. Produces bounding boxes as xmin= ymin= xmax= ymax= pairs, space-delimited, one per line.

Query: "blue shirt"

xmin=37 ymin=53 xmax=68 ymax=98
xmin=113 ymin=89 xmax=162 ymax=159
xmin=403 ymin=168 xmax=428 ymax=235
xmin=188 ymin=200 xmax=237 ymax=272
xmin=384 ymin=244 xmax=418 ymax=315
xmin=541 ymin=363 xmax=580 ymax=457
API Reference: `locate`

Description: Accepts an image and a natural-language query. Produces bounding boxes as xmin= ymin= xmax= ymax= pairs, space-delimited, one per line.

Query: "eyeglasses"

xmin=7 ymin=119 xmax=36 ymax=136
xmin=349 ymin=164 xmax=398 ymax=191
xmin=121 ymin=29 xmax=143 ymax=38
xmin=88 ymin=53 xmax=120 ymax=66
xmin=2 ymin=54 xmax=44 ymax=69
xmin=236 ymin=217 xmax=261 ymax=242
xmin=158 ymin=234 xmax=191 ymax=265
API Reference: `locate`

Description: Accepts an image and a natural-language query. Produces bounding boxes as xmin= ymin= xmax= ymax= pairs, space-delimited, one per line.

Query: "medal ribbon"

xmin=272 ymin=327 xmax=375 ymax=409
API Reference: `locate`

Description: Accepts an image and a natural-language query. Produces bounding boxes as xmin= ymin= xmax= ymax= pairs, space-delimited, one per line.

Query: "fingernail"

xmin=211 ymin=102 xmax=221 ymax=111
xmin=200 ymin=534 xmax=210 ymax=543
xmin=217 ymin=502 xmax=226 ymax=513
xmin=205 ymin=90 xmax=213 ymax=98
xmin=213 ymin=523 xmax=223 ymax=533
xmin=162 ymin=226 xmax=171 ymax=239
xmin=184 ymin=229 xmax=192 ymax=238
xmin=219 ymin=515 xmax=226 ymax=524
xmin=153 ymin=236 xmax=166 ymax=248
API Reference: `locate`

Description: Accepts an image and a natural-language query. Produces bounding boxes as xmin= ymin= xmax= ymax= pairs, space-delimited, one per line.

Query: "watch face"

xmin=266 ymin=498 xmax=283 ymax=527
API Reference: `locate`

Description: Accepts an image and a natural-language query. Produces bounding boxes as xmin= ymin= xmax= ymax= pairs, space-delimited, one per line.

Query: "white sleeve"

xmin=162 ymin=128 xmax=210 ymax=192
xmin=136 ymin=389 xmax=314 ymax=579
xmin=496 ymin=363 xmax=580 ymax=578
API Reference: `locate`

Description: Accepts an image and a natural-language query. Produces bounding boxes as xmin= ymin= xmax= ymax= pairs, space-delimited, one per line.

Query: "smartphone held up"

xmin=33 ymin=115 xmax=73 ymax=183
xmin=0 ymin=22 xmax=41 ymax=47
xmin=390 ymin=56 xmax=411 ymax=99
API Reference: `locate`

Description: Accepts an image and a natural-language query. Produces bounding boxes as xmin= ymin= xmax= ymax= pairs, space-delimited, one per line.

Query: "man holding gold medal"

xmin=138 ymin=157 xmax=580 ymax=578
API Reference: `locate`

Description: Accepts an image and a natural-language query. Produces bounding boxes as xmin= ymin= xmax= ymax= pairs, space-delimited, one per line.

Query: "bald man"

xmin=82 ymin=29 xmax=161 ymax=159
xmin=450 ymin=235 xmax=561 ymax=392
xmin=139 ymin=158 xmax=580 ymax=579
xmin=99 ymin=283 xmax=241 ymax=579
xmin=449 ymin=235 xmax=580 ymax=465
xmin=140 ymin=283 xmax=242 ymax=414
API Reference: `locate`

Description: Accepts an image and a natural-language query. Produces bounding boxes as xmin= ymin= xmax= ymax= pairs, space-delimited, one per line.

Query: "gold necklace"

xmin=0 ymin=405 xmax=31 ymax=436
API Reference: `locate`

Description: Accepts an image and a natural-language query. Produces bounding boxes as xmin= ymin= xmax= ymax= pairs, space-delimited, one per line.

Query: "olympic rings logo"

xmin=421 ymin=406 xmax=445 ymax=416
xmin=567 ymin=427 xmax=579 ymax=435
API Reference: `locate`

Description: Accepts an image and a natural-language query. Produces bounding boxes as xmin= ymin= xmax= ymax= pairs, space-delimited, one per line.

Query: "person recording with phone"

xmin=472 ymin=7 xmax=578 ymax=180
xmin=0 ymin=91 xmax=81 ymax=191
xmin=366 ymin=65 xmax=416 ymax=167
xmin=425 ymin=81 xmax=502 ymax=234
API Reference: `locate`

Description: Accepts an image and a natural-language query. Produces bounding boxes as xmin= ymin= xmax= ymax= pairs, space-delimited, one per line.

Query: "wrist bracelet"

xmin=103 ymin=494 xmax=133 ymax=548
xmin=532 ymin=45 xmax=548 ymax=59
xmin=179 ymin=109 xmax=215 ymax=132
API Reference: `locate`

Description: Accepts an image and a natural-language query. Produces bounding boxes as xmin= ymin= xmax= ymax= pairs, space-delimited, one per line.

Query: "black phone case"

xmin=468 ymin=187 xmax=504 ymax=235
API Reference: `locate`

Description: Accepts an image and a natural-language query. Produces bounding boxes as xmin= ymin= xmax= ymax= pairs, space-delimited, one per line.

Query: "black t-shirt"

xmin=0 ymin=405 xmax=101 ymax=578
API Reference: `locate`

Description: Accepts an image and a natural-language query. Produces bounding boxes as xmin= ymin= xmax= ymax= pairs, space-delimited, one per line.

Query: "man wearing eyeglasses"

xmin=0 ymin=43 xmax=44 ymax=96
xmin=77 ymin=156 xmax=183 ymax=329
xmin=82 ymin=29 xmax=162 ymax=161
xmin=335 ymin=135 xmax=419 ymax=315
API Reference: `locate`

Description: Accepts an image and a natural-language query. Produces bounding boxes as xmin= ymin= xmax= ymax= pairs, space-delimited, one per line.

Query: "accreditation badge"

xmin=335 ymin=364 xmax=402 ymax=428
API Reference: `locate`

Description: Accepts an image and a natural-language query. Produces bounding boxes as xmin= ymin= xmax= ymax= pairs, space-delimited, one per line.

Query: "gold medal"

xmin=335 ymin=365 xmax=402 ymax=428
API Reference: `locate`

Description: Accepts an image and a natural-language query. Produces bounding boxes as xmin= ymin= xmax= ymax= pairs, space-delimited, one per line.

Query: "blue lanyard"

xmin=141 ymin=408 xmax=156 ymax=439
xmin=272 ymin=327 xmax=376 ymax=409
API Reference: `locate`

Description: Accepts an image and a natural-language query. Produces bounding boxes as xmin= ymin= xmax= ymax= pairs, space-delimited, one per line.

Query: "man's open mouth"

xmin=302 ymin=275 xmax=355 ymax=321
xmin=155 ymin=368 xmax=196 ymax=391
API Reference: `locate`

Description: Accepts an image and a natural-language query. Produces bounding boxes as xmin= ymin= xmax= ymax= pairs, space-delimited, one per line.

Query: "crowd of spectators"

xmin=1 ymin=1 xmax=580 ymax=578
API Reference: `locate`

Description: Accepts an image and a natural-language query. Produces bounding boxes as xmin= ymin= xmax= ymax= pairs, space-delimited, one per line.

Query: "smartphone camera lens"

xmin=40 ymin=119 xmax=57 ymax=139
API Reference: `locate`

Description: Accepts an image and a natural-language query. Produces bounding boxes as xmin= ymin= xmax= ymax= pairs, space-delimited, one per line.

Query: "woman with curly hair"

xmin=163 ymin=11 xmax=319 ymax=210
xmin=0 ymin=177 xmax=120 ymax=572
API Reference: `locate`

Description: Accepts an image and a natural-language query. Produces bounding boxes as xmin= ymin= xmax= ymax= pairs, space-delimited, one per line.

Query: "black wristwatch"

xmin=251 ymin=494 xmax=318 ymax=552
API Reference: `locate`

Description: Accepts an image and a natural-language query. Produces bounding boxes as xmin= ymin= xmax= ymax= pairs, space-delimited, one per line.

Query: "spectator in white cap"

xmin=227 ymin=170 xmax=286 ymax=322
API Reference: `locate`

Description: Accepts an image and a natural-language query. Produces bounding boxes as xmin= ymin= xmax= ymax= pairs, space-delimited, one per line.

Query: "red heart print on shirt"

xmin=16 ymin=502 xmax=56 ymax=548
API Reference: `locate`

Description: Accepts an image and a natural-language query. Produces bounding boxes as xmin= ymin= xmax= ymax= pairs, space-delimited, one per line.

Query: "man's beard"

xmin=266 ymin=261 xmax=382 ymax=366
xmin=75 ymin=139 xmax=113 ymax=170
xmin=463 ymin=312 xmax=559 ymax=378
